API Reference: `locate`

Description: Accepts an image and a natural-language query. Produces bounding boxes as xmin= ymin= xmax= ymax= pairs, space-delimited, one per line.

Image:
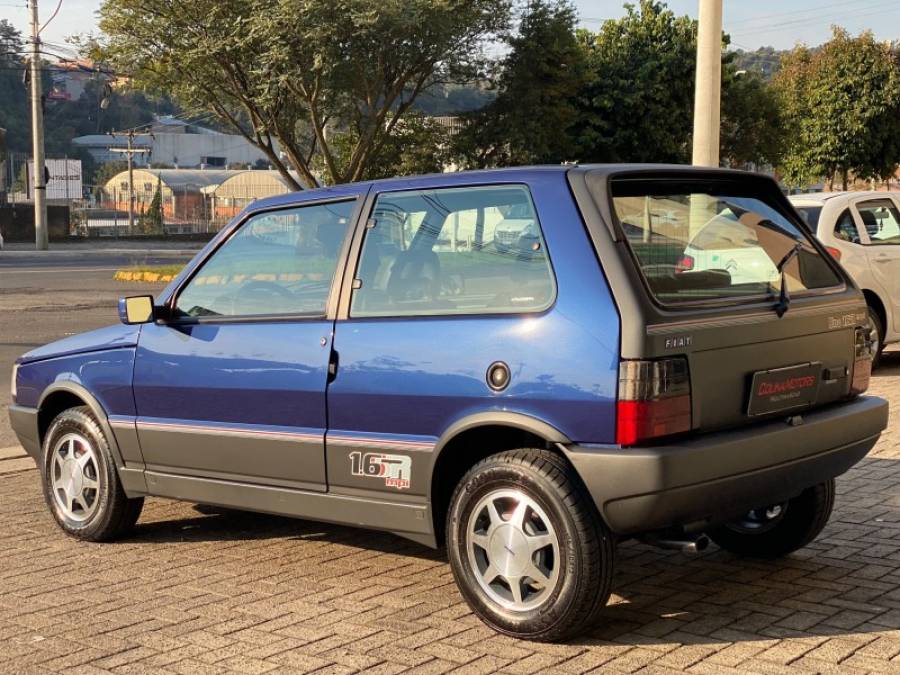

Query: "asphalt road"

xmin=0 ymin=246 xmax=199 ymax=448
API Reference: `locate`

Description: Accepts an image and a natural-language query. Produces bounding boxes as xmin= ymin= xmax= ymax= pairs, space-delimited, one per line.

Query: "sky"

xmin=2 ymin=0 xmax=900 ymax=56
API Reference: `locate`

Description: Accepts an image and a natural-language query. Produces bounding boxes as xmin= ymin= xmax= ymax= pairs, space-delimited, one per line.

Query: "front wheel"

xmin=708 ymin=479 xmax=835 ymax=559
xmin=446 ymin=449 xmax=614 ymax=642
xmin=41 ymin=406 xmax=144 ymax=541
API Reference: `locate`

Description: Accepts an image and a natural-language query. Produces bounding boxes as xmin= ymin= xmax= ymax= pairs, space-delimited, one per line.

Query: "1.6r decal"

xmin=349 ymin=451 xmax=412 ymax=490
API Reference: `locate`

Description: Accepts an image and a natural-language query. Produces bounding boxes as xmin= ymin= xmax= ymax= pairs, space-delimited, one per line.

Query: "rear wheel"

xmin=446 ymin=449 xmax=614 ymax=642
xmin=867 ymin=306 xmax=885 ymax=368
xmin=41 ymin=406 xmax=143 ymax=541
xmin=708 ymin=479 xmax=835 ymax=559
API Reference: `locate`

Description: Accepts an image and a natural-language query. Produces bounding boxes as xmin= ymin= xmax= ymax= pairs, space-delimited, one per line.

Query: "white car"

xmin=790 ymin=191 xmax=900 ymax=364
xmin=682 ymin=211 xmax=779 ymax=286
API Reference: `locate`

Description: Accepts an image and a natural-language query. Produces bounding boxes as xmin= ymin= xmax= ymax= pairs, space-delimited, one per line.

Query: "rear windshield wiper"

xmin=774 ymin=243 xmax=803 ymax=318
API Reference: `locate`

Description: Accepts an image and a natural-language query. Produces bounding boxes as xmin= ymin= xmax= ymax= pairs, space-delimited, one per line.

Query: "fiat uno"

xmin=9 ymin=166 xmax=889 ymax=641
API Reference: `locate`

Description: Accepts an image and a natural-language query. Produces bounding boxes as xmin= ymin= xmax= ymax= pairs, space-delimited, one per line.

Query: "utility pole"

xmin=28 ymin=0 xmax=48 ymax=250
xmin=126 ymin=130 xmax=135 ymax=233
xmin=691 ymin=0 xmax=723 ymax=167
xmin=109 ymin=129 xmax=151 ymax=234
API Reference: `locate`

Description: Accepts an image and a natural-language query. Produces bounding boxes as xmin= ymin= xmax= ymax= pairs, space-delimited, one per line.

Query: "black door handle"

xmin=327 ymin=350 xmax=339 ymax=383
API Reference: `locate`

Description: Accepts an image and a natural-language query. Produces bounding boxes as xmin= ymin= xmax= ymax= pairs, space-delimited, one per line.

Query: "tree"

xmin=721 ymin=69 xmax=784 ymax=169
xmin=452 ymin=0 xmax=588 ymax=168
xmin=99 ymin=0 xmax=511 ymax=189
xmin=773 ymin=29 xmax=900 ymax=190
xmin=573 ymin=0 xmax=697 ymax=164
xmin=0 ymin=20 xmax=30 ymax=154
xmin=320 ymin=113 xmax=451 ymax=182
xmin=139 ymin=176 xmax=164 ymax=234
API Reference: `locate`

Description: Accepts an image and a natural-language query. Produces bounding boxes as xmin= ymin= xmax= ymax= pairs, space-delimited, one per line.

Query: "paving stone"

xmin=1 ymin=351 xmax=900 ymax=673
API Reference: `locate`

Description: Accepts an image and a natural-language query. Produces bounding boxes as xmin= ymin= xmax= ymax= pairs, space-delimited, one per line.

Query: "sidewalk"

xmin=2 ymin=241 xmax=205 ymax=255
xmin=0 ymin=355 xmax=898 ymax=673
xmin=0 ymin=446 xmax=33 ymax=475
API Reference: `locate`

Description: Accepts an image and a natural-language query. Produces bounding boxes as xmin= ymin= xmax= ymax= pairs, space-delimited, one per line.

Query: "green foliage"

xmin=721 ymin=69 xmax=783 ymax=169
xmin=317 ymin=113 xmax=451 ymax=183
xmin=774 ymin=29 xmax=900 ymax=189
xmin=730 ymin=46 xmax=785 ymax=80
xmin=451 ymin=0 xmax=588 ymax=168
xmin=99 ymin=0 xmax=512 ymax=188
xmin=139 ymin=177 xmax=164 ymax=234
xmin=0 ymin=20 xmax=29 ymax=155
xmin=92 ymin=161 xmax=128 ymax=192
xmin=573 ymin=0 xmax=697 ymax=163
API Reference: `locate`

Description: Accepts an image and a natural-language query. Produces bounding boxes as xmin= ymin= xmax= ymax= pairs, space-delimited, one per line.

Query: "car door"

xmin=132 ymin=196 xmax=361 ymax=491
xmin=324 ymin=178 xmax=618 ymax=502
xmin=853 ymin=196 xmax=900 ymax=333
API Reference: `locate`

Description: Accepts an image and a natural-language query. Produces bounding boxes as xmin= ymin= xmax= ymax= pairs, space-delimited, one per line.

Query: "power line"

xmin=38 ymin=0 xmax=62 ymax=35
xmin=725 ymin=0 xmax=897 ymax=28
xmin=731 ymin=5 xmax=900 ymax=38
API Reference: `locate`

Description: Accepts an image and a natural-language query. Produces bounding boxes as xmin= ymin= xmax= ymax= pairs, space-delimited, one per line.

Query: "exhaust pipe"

xmin=640 ymin=533 xmax=710 ymax=554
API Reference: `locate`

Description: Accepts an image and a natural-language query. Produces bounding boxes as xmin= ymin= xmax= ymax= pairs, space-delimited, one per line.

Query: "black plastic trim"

xmin=562 ymin=395 xmax=888 ymax=535
xmin=36 ymin=383 xmax=128 ymax=470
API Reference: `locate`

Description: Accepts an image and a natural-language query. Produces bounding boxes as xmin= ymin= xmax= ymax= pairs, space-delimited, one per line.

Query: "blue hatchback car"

xmin=10 ymin=166 xmax=889 ymax=640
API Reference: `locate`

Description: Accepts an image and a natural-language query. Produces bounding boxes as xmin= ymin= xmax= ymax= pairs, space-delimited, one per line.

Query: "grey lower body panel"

xmin=565 ymin=396 xmax=889 ymax=535
xmin=9 ymin=405 xmax=40 ymax=460
xmin=142 ymin=470 xmax=436 ymax=548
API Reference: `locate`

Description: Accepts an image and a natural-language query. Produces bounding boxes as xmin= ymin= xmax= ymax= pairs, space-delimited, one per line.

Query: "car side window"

xmin=833 ymin=208 xmax=860 ymax=244
xmin=350 ymin=185 xmax=555 ymax=317
xmin=174 ymin=200 xmax=355 ymax=318
xmin=856 ymin=199 xmax=900 ymax=245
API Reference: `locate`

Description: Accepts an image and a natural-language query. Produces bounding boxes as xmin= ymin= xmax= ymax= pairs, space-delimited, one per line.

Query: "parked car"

xmin=790 ymin=191 xmax=900 ymax=366
xmin=10 ymin=166 xmax=888 ymax=642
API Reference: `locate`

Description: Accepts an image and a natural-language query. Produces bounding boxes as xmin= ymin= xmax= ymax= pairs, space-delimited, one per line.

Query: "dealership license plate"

xmin=747 ymin=363 xmax=821 ymax=417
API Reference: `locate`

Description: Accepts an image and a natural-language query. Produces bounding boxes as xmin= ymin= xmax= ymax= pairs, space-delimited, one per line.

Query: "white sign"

xmin=27 ymin=159 xmax=83 ymax=200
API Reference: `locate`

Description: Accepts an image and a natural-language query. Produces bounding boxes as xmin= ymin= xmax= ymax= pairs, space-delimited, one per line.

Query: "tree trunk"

xmin=841 ymin=168 xmax=849 ymax=192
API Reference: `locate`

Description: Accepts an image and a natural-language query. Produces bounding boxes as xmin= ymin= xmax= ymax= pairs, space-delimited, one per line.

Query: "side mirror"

xmin=118 ymin=295 xmax=155 ymax=325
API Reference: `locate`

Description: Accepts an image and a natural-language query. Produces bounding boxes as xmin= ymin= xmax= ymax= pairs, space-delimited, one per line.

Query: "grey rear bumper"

xmin=565 ymin=396 xmax=889 ymax=535
xmin=9 ymin=404 xmax=41 ymax=461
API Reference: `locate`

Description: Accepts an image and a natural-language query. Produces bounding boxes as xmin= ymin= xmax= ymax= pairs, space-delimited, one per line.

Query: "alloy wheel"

xmin=466 ymin=488 xmax=561 ymax=612
xmin=50 ymin=433 xmax=101 ymax=522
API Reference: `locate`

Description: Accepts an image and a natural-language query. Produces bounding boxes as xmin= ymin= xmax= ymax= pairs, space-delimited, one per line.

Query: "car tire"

xmin=446 ymin=448 xmax=614 ymax=642
xmin=867 ymin=306 xmax=884 ymax=369
xmin=41 ymin=406 xmax=143 ymax=541
xmin=708 ymin=479 xmax=835 ymax=559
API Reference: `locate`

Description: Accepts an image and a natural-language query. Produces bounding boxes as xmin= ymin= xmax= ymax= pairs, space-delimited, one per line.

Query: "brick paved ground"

xmin=1 ymin=353 xmax=899 ymax=675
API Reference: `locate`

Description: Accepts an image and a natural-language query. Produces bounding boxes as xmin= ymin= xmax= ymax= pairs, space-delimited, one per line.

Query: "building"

xmin=102 ymin=169 xmax=239 ymax=233
xmin=98 ymin=168 xmax=300 ymax=234
xmin=74 ymin=116 xmax=276 ymax=169
xmin=204 ymin=170 xmax=297 ymax=228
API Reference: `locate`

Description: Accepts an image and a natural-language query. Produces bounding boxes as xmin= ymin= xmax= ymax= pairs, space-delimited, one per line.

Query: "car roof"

xmin=246 ymin=163 xmax=768 ymax=213
xmin=788 ymin=191 xmax=899 ymax=205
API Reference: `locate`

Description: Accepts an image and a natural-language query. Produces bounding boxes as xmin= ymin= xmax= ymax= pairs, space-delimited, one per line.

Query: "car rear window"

xmin=609 ymin=178 xmax=843 ymax=305
xmin=794 ymin=205 xmax=822 ymax=228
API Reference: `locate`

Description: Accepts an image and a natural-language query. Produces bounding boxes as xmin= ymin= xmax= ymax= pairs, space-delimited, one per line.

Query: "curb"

xmin=114 ymin=270 xmax=178 ymax=283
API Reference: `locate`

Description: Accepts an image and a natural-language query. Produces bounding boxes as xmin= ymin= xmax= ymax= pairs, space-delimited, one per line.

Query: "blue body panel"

xmin=328 ymin=172 xmax=618 ymax=444
xmin=17 ymin=324 xmax=140 ymax=365
xmin=14 ymin=167 xmax=621 ymax=503
xmin=14 ymin=343 xmax=138 ymax=417
xmin=131 ymin=322 xmax=331 ymax=489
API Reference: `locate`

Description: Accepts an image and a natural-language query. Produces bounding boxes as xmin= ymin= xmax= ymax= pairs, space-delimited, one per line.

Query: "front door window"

xmin=175 ymin=201 xmax=355 ymax=318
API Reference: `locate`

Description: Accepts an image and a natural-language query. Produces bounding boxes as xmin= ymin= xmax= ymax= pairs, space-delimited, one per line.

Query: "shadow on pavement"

xmin=119 ymin=452 xmax=900 ymax=645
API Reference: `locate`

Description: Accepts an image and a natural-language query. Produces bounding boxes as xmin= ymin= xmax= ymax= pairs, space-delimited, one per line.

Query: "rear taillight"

xmin=851 ymin=326 xmax=873 ymax=395
xmin=617 ymin=358 xmax=692 ymax=446
xmin=825 ymin=246 xmax=842 ymax=261
xmin=676 ymin=255 xmax=695 ymax=273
